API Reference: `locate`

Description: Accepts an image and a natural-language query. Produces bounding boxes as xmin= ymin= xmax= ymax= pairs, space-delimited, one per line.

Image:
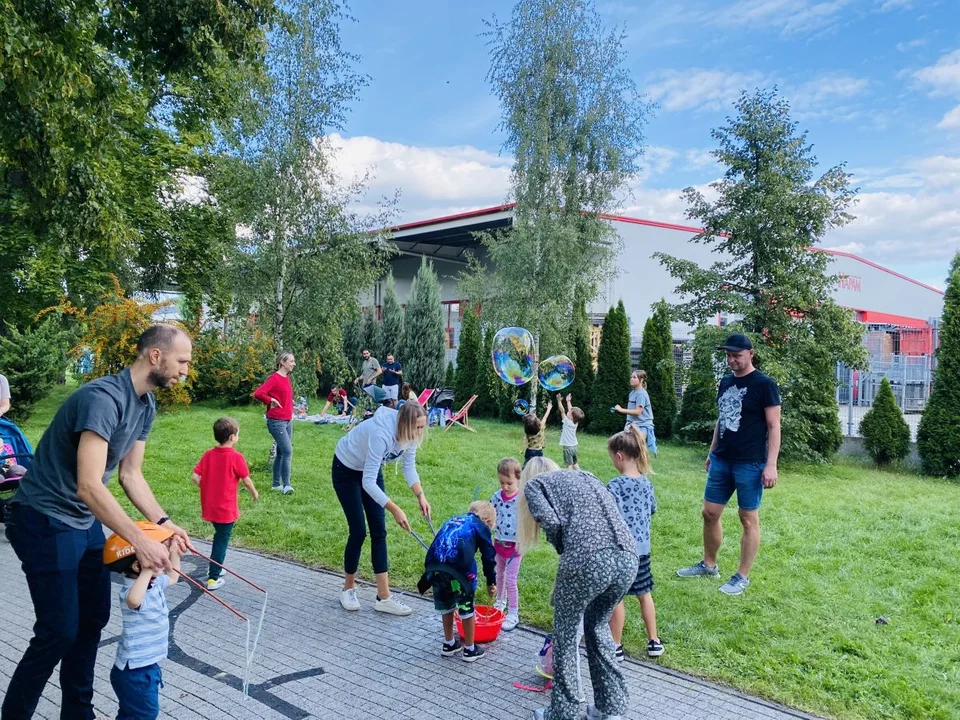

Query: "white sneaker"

xmin=502 ymin=612 xmax=520 ymax=632
xmin=340 ymin=588 xmax=360 ymax=611
xmin=374 ymin=595 xmax=413 ymax=616
xmin=206 ymin=577 xmax=225 ymax=591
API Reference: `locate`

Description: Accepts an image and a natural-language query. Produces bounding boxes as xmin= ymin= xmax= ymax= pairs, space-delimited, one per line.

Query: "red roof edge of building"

xmin=391 ymin=203 xmax=516 ymax=232
xmin=391 ymin=205 xmax=943 ymax=298
xmin=811 ymin=248 xmax=944 ymax=296
xmin=854 ymin=310 xmax=931 ymax=328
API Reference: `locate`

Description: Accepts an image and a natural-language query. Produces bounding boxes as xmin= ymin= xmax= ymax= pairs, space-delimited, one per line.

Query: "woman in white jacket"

xmin=332 ymin=402 xmax=431 ymax=616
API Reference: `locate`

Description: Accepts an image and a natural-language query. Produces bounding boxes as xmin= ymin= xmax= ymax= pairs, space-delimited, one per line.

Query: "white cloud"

xmin=938 ymin=105 xmax=960 ymax=130
xmin=645 ymin=69 xmax=766 ymax=112
xmin=878 ymin=0 xmax=913 ymax=10
xmin=787 ymin=74 xmax=869 ymax=120
xmin=912 ymin=48 xmax=960 ymax=96
xmin=327 ymin=134 xmax=511 ymax=211
xmin=896 ymin=38 xmax=926 ymax=52
xmin=713 ymin=0 xmax=854 ymax=36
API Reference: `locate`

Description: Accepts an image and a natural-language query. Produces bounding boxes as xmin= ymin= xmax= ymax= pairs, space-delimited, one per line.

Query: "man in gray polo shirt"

xmin=2 ymin=324 xmax=194 ymax=719
xmin=354 ymin=348 xmax=382 ymax=399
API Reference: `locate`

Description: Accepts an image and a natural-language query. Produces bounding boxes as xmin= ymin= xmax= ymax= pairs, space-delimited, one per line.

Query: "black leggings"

xmin=332 ymin=455 xmax=388 ymax=575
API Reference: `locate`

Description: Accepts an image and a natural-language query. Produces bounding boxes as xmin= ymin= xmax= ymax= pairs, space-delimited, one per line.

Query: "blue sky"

xmin=332 ymin=0 xmax=960 ymax=289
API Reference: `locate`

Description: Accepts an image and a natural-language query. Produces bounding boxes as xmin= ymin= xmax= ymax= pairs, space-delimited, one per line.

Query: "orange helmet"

xmin=103 ymin=521 xmax=174 ymax=573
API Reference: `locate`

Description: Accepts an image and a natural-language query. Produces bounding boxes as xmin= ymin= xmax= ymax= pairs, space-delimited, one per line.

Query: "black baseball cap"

xmin=716 ymin=333 xmax=753 ymax=352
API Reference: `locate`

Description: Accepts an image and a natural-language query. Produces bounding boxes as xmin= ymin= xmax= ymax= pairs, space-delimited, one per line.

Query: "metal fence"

xmin=835 ymin=355 xmax=934 ymax=441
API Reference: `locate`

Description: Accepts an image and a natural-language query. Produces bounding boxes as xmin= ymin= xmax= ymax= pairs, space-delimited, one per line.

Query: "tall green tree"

xmin=461 ymin=0 xmax=650 ymax=407
xmin=591 ymin=301 xmax=631 ymax=434
xmin=475 ymin=325 xmax=498 ymax=417
xmin=455 ymin=307 xmax=483 ymax=405
xmin=655 ymin=89 xmax=865 ymax=461
xmin=676 ymin=327 xmax=721 ymax=443
xmin=0 ymin=317 xmax=74 ymax=421
xmin=380 ymin=273 xmax=404 ymax=360
xmin=638 ymin=300 xmax=677 ymax=438
xmin=341 ymin=307 xmax=364 ymax=379
xmin=210 ymin=0 xmax=392 ymax=352
xmin=0 ymin=0 xmax=278 ymax=330
xmin=568 ymin=300 xmax=595 ymax=426
xmin=917 ymin=254 xmax=960 ymax=477
xmin=402 ymin=258 xmax=446 ymax=389
xmin=362 ymin=305 xmax=380 ymax=360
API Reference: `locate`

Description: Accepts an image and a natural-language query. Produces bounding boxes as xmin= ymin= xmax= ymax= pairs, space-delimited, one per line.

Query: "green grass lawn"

xmin=15 ymin=385 xmax=960 ymax=719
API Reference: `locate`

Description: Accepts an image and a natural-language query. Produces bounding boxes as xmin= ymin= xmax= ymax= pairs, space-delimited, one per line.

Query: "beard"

xmin=148 ymin=367 xmax=180 ymax=389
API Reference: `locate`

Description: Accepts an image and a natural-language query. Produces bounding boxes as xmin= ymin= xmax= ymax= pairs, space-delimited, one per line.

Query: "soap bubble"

xmin=491 ymin=327 xmax=535 ymax=386
xmin=538 ymin=355 xmax=575 ymax=392
xmin=513 ymin=398 xmax=530 ymax=416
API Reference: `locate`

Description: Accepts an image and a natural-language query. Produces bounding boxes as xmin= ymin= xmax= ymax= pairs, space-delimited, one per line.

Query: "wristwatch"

xmin=156 ymin=516 xmax=170 ymax=526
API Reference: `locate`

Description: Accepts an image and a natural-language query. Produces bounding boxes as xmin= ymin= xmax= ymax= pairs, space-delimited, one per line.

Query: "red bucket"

xmin=455 ymin=605 xmax=505 ymax=643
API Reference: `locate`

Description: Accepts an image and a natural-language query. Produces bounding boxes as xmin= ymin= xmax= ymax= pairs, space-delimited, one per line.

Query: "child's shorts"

xmin=562 ymin=445 xmax=578 ymax=466
xmin=429 ymin=571 xmax=476 ymax=619
xmin=523 ymin=448 xmax=543 ymax=466
xmin=626 ymin=554 xmax=654 ymax=596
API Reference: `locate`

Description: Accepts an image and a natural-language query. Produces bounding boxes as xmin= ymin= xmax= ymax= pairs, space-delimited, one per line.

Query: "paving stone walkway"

xmin=0 ymin=535 xmax=818 ymax=720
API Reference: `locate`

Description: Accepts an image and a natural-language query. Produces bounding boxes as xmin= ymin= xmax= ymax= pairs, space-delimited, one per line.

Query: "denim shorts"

xmin=429 ymin=571 xmax=475 ymax=619
xmin=704 ymin=452 xmax=765 ymax=511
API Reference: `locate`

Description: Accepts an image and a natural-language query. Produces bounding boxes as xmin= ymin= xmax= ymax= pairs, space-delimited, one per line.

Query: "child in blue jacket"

xmin=418 ymin=501 xmax=497 ymax=662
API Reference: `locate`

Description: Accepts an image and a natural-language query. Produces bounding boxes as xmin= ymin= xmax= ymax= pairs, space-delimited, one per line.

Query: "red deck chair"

xmin=444 ymin=395 xmax=478 ymax=433
xmin=416 ymin=388 xmax=434 ymax=406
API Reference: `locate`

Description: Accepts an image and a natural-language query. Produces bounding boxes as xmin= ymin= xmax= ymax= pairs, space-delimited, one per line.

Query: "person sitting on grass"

xmin=103 ymin=523 xmax=184 ymax=720
xmin=192 ymin=417 xmax=258 ymax=590
xmin=320 ymin=383 xmax=355 ymax=417
xmin=417 ymin=501 xmax=497 ymax=662
xmin=522 ymin=400 xmax=553 ymax=467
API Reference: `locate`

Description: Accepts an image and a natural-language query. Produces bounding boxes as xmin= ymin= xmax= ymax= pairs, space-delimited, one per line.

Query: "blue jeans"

xmin=331 ymin=455 xmax=388 ymax=575
xmin=266 ymin=418 xmax=293 ymax=488
xmin=704 ymin=452 xmax=766 ymax=511
xmin=110 ymin=663 xmax=162 ymax=720
xmin=2 ymin=503 xmax=111 ymax=720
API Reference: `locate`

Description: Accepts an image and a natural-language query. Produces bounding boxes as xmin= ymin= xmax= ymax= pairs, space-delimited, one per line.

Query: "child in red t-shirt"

xmin=192 ymin=417 xmax=258 ymax=590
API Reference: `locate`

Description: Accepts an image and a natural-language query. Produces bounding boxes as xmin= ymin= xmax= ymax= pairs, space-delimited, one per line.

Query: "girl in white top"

xmin=332 ymin=402 xmax=431 ymax=616
xmin=489 ymin=457 xmax=523 ymax=631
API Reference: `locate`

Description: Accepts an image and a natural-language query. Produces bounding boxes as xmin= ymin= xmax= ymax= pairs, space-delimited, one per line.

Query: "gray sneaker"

xmin=719 ymin=573 xmax=750 ymax=595
xmin=677 ymin=560 xmax=720 ymax=578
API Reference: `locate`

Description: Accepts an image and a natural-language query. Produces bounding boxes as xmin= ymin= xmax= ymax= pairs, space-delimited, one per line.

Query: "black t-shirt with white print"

xmin=713 ymin=370 xmax=781 ymax=464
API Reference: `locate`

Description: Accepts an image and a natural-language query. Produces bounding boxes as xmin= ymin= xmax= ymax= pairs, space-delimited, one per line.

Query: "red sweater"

xmin=253 ymin=372 xmax=293 ymax=420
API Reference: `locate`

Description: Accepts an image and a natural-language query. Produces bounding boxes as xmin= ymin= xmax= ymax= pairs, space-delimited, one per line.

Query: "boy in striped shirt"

xmin=105 ymin=525 xmax=183 ymax=719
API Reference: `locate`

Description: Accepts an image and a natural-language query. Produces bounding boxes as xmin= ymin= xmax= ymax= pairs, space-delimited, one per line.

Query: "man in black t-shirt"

xmin=381 ymin=353 xmax=403 ymax=401
xmin=677 ymin=333 xmax=781 ymax=596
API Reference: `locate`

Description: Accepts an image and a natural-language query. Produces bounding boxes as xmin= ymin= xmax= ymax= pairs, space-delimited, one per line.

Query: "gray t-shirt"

xmin=361 ymin=357 xmax=381 ymax=385
xmin=625 ymin=389 xmax=653 ymax=428
xmin=13 ymin=368 xmax=156 ymax=529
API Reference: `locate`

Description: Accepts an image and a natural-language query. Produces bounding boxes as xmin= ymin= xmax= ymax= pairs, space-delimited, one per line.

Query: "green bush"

xmin=590 ymin=301 xmax=631 ymax=434
xmin=676 ymin=331 xmax=719 ymax=443
xmin=0 ymin=317 xmax=74 ymax=421
xmin=639 ymin=300 xmax=677 ymax=438
xmin=444 ymin=360 xmax=456 ymax=387
xmin=859 ymin=378 xmax=910 ymax=465
xmin=918 ymin=254 xmax=960 ymax=477
xmin=190 ymin=328 xmax=276 ymax=405
xmin=455 ymin=308 xmax=482 ymax=404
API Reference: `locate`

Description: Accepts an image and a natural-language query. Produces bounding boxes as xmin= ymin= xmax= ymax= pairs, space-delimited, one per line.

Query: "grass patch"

xmin=16 ymin=385 xmax=960 ymax=719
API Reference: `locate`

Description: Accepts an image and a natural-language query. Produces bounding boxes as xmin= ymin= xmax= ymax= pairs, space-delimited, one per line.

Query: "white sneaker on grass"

xmin=340 ymin=588 xmax=360 ymax=611
xmin=374 ymin=595 xmax=413 ymax=616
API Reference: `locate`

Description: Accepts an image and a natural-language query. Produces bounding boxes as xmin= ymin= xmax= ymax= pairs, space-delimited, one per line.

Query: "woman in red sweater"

xmin=253 ymin=351 xmax=296 ymax=494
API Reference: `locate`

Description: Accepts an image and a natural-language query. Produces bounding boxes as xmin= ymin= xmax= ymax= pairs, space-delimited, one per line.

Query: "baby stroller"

xmin=0 ymin=418 xmax=33 ymax=524
xmin=427 ymin=387 xmax=456 ymax=427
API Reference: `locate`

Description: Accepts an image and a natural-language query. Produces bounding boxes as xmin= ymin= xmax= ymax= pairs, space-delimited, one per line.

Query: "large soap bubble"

xmin=538 ymin=355 xmax=575 ymax=392
xmin=491 ymin=327 xmax=535 ymax=386
xmin=513 ymin=398 xmax=530 ymax=417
